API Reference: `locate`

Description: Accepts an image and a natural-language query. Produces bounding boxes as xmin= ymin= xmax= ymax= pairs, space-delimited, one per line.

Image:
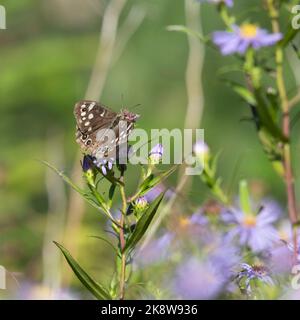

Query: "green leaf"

xmin=166 ymin=25 xmax=208 ymax=44
xmin=88 ymin=184 xmax=108 ymax=211
xmin=54 ymin=242 xmax=112 ymax=300
xmin=108 ymin=184 xmax=116 ymax=209
xmin=124 ymin=192 xmax=165 ymax=253
xmin=253 ymin=89 xmax=288 ymax=143
xmin=41 ymin=160 xmax=118 ymax=224
xmin=280 ymin=25 xmax=300 ymax=48
xmin=136 ymin=165 xmax=177 ymax=198
xmin=225 ymin=80 xmax=257 ymax=105
xmin=90 ymin=236 xmax=120 ymax=257
xmin=41 ymin=160 xmax=85 ymax=194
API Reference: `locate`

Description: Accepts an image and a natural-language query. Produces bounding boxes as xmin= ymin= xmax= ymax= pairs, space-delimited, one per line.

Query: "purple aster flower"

xmin=135 ymin=232 xmax=173 ymax=267
xmin=213 ymin=24 xmax=282 ymax=55
xmin=235 ymin=263 xmax=274 ymax=295
xmin=93 ymin=157 xmax=114 ymax=175
xmin=197 ymin=0 xmax=233 ymax=7
xmin=223 ymin=203 xmax=279 ymax=252
xmin=149 ymin=144 xmax=163 ymax=164
xmin=173 ymin=258 xmax=226 ymax=300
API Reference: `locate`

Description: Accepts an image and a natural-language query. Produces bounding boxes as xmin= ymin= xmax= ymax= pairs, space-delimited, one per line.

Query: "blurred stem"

xmin=118 ymin=169 xmax=127 ymax=300
xmin=267 ymin=0 xmax=299 ymax=259
xmin=177 ymin=0 xmax=204 ymax=192
xmin=43 ymin=132 xmax=67 ymax=297
xmin=140 ymin=0 xmax=204 ymax=246
xmin=85 ymin=0 xmax=127 ymax=100
xmin=63 ymin=0 xmax=128 ymax=285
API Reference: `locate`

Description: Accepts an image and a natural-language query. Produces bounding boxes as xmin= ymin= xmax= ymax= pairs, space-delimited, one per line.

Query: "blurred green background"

xmin=0 ymin=0 xmax=299 ymax=299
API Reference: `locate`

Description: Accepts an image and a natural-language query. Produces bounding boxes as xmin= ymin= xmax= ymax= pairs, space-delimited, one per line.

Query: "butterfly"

xmin=74 ymin=100 xmax=139 ymax=169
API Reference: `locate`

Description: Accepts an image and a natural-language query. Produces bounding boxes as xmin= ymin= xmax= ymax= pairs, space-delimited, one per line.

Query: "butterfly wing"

xmin=74 ymin=100 xmax=139 ymax=165
xmin=74 ymin=100 xmax=119 ymax=153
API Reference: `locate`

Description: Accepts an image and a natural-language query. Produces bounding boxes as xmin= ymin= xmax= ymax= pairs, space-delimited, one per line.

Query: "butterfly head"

xmin=121 ymin=109 xmax=140 ymax=123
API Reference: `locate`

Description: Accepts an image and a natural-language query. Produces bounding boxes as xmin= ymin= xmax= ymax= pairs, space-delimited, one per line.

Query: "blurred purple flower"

xmin=267 ymin=242 xmax=295 ymax=274
xmin=174 ymin=258 xmax=226 ymax=299
xmin=223 ymin=204 xmax=279 ymax=252
xmin=213 ymin=24 xmax=282 ymax=55
xmin=144 ymin=184 xmax=174 ymax=203
xmin=197 ymin=0 xmax=233 ymax=7
xmin=135 ymin=232 xmax=173 ymax=267
xmin=280 ymin=288 xmax=300 ymax=300
xmin=210 ymin=242 xmax=241 ymax=279
xmin=189 ymin=211 xmax=209 ymax=226
xmin=235 ymin=263 xmax=274 ymax=294
xmin=16 ymin=282 xmax=79 ymax=300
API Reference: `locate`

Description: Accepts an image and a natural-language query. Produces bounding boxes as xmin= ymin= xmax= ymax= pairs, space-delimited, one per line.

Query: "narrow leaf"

xmin=166 ymin=25 xmax=208 ymax=43
xmin=124 ymin=192 xmax=165 ymax=253
xmin=54 ymin=241 xmax=112 ymax=300
xmin=253 ymin=89 xmax=288 ymax=142
xmin=42 ymin=161 xmax=118 ymax=224
xmin=90 ymin=236 xmax=119 ymax=257
xmin=225 ymin=80 xmax=257 ymax=105
xmin=280 ymin=25 xmax=300 ymax=48
xmin=137 ymin=165 xmax=177 ymax=197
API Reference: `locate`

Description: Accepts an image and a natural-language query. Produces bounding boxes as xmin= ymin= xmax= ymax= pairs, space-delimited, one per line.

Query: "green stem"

xmin=118 ymin=169 xmax=127 ymax=300
xmin=267 ymin=0 xmax=298 ymax=260
xmin=218 ymin=3 xmax=234 ymax=29
xmin=203 ymin=165 xmax=229 ymax=205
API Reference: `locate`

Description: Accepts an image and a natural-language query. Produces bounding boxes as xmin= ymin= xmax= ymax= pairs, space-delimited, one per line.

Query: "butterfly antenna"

xmin=129 ymin=103 xmax=142 ymax=111
xmin=121 ymin=94 xmax=125 ymax=109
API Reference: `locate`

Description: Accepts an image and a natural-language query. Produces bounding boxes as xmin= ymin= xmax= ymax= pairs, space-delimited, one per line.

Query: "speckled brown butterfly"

xmin=74 ymin=100 xmax=139 ymax=166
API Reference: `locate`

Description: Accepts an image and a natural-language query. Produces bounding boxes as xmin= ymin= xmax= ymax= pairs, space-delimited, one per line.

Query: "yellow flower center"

xmin=243 ymin=215 xmax=257 ymax=228
xmin=240 ymin=23 xmax=258 ymax=39
xmin=179 ymin=217 xmax=190 ymax=228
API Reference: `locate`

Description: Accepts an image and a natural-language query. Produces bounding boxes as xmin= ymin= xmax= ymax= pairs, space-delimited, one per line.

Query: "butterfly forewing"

xmin=74 ymin=100 xmax=119 ymax=152
xmin=74 ymin=100 xmax=139 ymax=164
